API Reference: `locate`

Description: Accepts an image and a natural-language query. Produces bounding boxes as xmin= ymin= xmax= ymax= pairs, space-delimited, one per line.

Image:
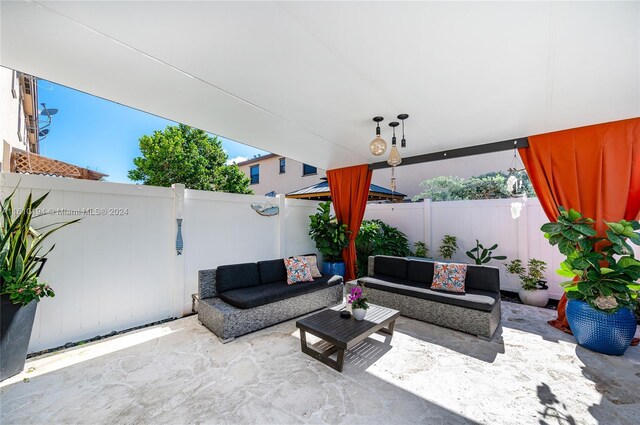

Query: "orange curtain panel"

xmin=327 ymin=164 xmax=373 ymax=281
xmin=519 ymin=117 xmax=640 ymax=332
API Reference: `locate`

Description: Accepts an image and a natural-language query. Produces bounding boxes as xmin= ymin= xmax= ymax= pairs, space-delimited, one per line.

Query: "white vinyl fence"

xmin=364 ymin=198 xmax=568 ymax=300
xmin=1 ymin=173 xmax=319 ymax=352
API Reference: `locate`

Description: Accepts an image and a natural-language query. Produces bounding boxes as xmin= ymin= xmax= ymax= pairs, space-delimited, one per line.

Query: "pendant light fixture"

xmin=369 ymin=116 xmax=387 ymax=156
xmin=387 ymin=121 xmax=402 ymax=166
xmin=398 ymin=114 xmax=408 ymax=148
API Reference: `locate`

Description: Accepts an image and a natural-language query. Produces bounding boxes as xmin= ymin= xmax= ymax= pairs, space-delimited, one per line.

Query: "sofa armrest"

xmin=367 ymin=256 xmax=375 ymax=277
xmin=199 ymin=268 xmax=217 ymax=299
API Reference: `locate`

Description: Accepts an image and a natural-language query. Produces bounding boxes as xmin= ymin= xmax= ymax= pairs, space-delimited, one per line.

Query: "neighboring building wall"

xmin=239 ymin=150 xmax=516 ymax=199
xmin=237 ymin=154 xmax=327 ymax=196
xmin=0 ymin=67 xmax=30 ymax=171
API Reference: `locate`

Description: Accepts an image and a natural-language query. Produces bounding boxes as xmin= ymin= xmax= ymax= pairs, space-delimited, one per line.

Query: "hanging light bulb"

xmin=369 ymin=116 xmax=387 ymax=156
xmin=387 ymin=121 xmax=402 ymax=166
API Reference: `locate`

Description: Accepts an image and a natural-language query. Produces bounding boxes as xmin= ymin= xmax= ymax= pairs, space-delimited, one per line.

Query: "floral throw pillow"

xmin=431 ymin=262 xmax=467 ymax=293
xmin=304 ymin=255 xmax=322 ymax=278
xmin=284 ymin=257 xmax=314 ymax=285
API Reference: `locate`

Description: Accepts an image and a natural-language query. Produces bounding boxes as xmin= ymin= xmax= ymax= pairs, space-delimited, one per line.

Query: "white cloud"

xmin=226 ymin=156 xmax=248 ymax=165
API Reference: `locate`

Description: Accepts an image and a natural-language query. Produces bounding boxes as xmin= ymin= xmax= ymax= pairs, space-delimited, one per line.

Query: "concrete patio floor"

xmin=1 ymin=302 xmax=639 ymax=425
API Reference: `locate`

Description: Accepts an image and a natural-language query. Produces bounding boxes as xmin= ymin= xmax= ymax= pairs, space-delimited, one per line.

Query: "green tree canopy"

xmin=128 ymin=124 xmax=253 ymax=194
xmin=413 ymin=172 xmax=536 ymax=202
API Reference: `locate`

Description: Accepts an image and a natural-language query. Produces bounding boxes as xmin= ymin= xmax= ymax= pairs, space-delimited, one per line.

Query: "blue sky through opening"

xmin=37 ymin=79 xmax=268 ymax=183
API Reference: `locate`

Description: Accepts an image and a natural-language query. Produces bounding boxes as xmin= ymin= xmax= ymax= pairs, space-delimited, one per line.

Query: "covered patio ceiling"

xmin=1 ymin=1 xmax=638 ymax=170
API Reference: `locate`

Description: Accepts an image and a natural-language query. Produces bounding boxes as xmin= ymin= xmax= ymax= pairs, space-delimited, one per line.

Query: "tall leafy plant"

xmin=355 ymin=219 xmax=411 ymax=277
xmin=542 ymin=207 xmax=640 ymax=312
xmin=438 ymin=235 xmax=458 ymax=260
xmin=308 ymin=201 xmax=350 ymax=263
xmin=1 ymin=189 xmax=80 ymax=305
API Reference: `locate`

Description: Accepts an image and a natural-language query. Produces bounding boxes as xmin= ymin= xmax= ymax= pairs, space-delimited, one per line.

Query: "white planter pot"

xmin=519 ymin=288 xmax=549 ymax=307
xmin=353 ymin=308 xmax=367 ymax=321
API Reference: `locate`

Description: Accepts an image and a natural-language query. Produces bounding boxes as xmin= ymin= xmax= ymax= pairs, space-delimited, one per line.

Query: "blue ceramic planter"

xmin=566 ymin=300 xmax=637 ymax=356
xmin=322 ymin=261 xmax=346 ymax=278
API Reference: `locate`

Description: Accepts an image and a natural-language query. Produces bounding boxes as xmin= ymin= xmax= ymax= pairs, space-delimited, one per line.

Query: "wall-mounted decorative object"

xmin=176 ymin=218 xmax=183 ymax=255
xmin=251 ymin=201 xmax=279 ymax=216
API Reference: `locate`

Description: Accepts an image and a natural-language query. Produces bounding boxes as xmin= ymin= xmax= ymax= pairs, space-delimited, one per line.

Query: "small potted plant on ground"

xmin=348 ymin=284 xmax=369 ymax=321
xmin=505 ymin=258 xmax=549 ymax=307
xmin=438 ymin=235 xmax=458 ymax=260
xmin=414 ymin=241 xmax=429 ymax=258
xmin=542 ymin=207 xmax=640 ymax=355
xmin=308 ymin=201 xmax=350 ymax=277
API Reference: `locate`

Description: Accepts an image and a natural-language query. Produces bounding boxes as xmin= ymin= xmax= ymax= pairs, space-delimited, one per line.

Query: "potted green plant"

xmin=1 ymin=189 xmax=79 ymax=380
xmin=465 ymin=240 xmax=507 ymax=265
xmin=348 ymin=283 xmax=369 ymax=321
xmin=505 ymin=258 xmax=549 ymax=307
xmin=438 ymin=234 xmax=458 ymax=260
xmin=308 ymin=201 xmax=350 ymax=277
xmin=542 ymin=207 xmax=640 ymax=355
xmin=414 ymin=241 xmax=429 ymax=258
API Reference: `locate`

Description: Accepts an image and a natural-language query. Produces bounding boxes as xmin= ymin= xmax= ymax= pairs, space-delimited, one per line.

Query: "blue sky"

xmin=37 ymin=80 xmax=268 ymax=183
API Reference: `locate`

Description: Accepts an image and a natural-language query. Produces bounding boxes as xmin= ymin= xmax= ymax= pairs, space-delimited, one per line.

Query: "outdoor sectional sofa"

xmin=362 ymin=255 xmax=501 ymax=339
xmin=198 ymin=255 xmax=343 ymax=342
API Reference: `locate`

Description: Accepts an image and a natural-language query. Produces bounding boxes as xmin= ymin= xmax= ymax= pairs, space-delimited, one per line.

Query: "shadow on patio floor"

xmin=392 ymin=317 xmax=505 ymax=363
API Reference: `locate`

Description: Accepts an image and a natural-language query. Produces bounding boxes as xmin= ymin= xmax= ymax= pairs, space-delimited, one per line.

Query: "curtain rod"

xmin=368 ymin=137 xmax=529 ymax=170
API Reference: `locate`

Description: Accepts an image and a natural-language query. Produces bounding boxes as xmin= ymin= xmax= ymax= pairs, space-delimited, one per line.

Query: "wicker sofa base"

xmin=365 ymin=287 xmax=501 ymax=339
xmin=198 ymin=284 xmax=344 ymax=342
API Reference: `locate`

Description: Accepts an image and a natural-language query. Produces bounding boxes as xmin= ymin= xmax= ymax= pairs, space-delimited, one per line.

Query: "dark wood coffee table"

xmin=296 ymin=304 xmax=400 ymax=372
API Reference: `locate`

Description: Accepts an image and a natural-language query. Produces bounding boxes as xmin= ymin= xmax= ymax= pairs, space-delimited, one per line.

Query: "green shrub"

xmin=355 ymin=219 xmax=411 ymax=277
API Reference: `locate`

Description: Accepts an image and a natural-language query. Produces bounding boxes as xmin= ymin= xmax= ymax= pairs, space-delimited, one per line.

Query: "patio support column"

xmin=519 ymin=117 xmax=640 ymax=334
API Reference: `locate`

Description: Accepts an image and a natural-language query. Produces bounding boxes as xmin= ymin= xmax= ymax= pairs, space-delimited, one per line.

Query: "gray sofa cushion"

xmin=219 ymin=274 xmax=343 ymax=309
xmin=465 ymin=264 xmax=500 ymax=293
xmin=360 ymin=277 xmax=498 ymax=312
xmin=374 ymin=256 xmax=408 ymax=280
xmin=407 ymin=260 xmax=434 ymax=284
xmin=366 ymin=274 xmax=425 ymax=289
xmin=216 ymin=263 xmax=261 ymax=293
xmin=257 ymin=259 xmax=288 ymax=284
